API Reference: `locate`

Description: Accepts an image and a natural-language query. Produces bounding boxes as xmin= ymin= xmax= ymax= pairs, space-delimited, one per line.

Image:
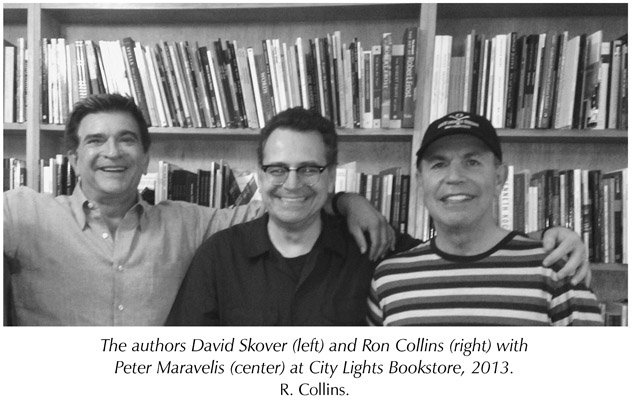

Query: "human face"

xmin=68 ymin=111 xmax=149 ymax=205
xmin=419 ymin=134 xmax=506 ymax=233
xmin=258 ymin=128 xmax=334 ymax=231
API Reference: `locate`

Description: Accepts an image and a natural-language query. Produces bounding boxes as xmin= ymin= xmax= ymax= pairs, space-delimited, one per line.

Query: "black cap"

xmin=416 ymin=111 xmax=502 ymax=164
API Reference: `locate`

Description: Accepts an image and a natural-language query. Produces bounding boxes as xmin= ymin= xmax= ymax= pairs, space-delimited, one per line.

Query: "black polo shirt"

xmin=166 ymin=212 xmax=420 ymax=326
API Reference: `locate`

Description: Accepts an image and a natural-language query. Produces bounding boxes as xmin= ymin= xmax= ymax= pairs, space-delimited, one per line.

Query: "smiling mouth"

xmin=100 ymin=167 xmax=127 ymax=173
xmin=279 ymin=196 xmax=308 ymax=203
xmin=441 ymin=194 xmax=474 ymax=202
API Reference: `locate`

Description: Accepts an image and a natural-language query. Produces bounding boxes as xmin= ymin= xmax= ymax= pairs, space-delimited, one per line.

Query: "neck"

xmin=81 ymin=184 xmax=138 ymax=236
xmin=267 ymin=215 xmax=322 ymax=258
xmin=434 ymin=221 xmax=510 ymax=256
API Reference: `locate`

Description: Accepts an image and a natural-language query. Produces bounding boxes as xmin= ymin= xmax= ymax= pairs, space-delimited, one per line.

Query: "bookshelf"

xmin=2 ymin=3 xmax=628 ymax=310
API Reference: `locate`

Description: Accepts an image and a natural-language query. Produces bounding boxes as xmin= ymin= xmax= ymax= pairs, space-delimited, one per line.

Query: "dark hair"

xmin=64 ymin=93 xmax=151 ymax=154
xmin=257 ymin=107 xmax=338 ymax=166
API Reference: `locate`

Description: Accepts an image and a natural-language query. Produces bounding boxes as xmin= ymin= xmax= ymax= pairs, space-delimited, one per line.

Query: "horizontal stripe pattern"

xmin=368 ymin=233 xmax=603 ymax=326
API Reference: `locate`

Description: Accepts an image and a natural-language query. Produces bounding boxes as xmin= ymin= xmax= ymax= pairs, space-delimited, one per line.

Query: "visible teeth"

xmin=444 ymin=195 xmax=471 ymax=202
xmin=280 ymin=197 xmax=305 ymax=202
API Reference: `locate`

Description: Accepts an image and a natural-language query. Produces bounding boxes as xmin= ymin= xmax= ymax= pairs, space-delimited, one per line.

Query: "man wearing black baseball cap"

xmin=368 ymin=111 xmax=602 ymax=326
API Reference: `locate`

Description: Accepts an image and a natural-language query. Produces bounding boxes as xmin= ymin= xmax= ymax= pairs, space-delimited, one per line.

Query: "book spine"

xmin=121 ymin=37 xmax=151 ymax=124
xmin=381 ymin=33 xmax=392 ymax=128
xmin=402 ymin=27 xmax=418 ymax=128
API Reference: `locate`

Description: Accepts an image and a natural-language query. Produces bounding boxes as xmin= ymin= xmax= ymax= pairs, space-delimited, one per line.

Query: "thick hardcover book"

xmin=196 ymin=169 xmax=211 ymax=207
xmin=121 ymin=37 xmax=151 ymax=124
xmin=161 ymin=42 xmax=186 ymax=127
xmin=349 ymin=39 xmax=360 ymax=127
xmin=595 ymin=42 xmax=611 ymax=129
xmin=402 ymin=27 xmax=418 ymax=128
xmin=135 ymin=44 xmax=160 ymax=127
xmin=372 ymin=45 xmax=382 ymax=128
xmin=169 ymin=41 xmax=195 ymax=128
xmin=572 ymin=34 xmax=588 ymax=129
xmin=474 ymin=34 xmax=487 ymax=115
xmin=262 ymin=39 xmax=278 ymax=116
xmin=296 ymin=37 xmax=310 ymax=110
xmin=581 ymin=31 xmax=603 ymax=129
xmin=588 ymin=170 xmax=602 ymax=262
xmin=247 ymin=47 xmax=265 ymax=128
xmin=379 ymin=166 xmax=402 ymax=226
xmin=504 ymin=32 xmax=520 ymax=128
xmin=317 ymin=37 xmax=333 ymax=121
xmin=254 ymin=52 xmax=275 ymax=124
xmin=192 ymin=43 xmax=214 ymax=128
xmin=39 ymin=39 xmax=49 ymax=123
xmin=327 ymin=33 xmax=340 ymax=126
xmin=399 ymin=174 xmax=411 ymax=234
xmin=213 ymin=40 xmax=237 ymax=127
xmin=306 ymin=41 xmax=319 ymax=113
xmin=389 ymin=44 xmax=405 ymax=129
xmin=332 ymin=32 xmax=344 ymax=126
xmin=537 ymin=31 xmax=559 ymax=129
xmin=602 ymin=169 xmax=626 ymax=262
xmin=617 ymin=35 xmax=627 ymax=129
xmin=225 ymin=41 xmax=247 ymax=128
xmin=206 ymin=47 xmax=228 ymax=128
xmin=608 ymin=38 xmax=623 ymax=129
xmin=272 ymin=38 xmax=288 ymax=113
xmin=555 ymin=33 xmax=580 ymax=129
xmin=381 ymin=33 xmax=393 ymax=128
xmin=178 ymin=41 xmax=204 ymax=128
xmin=235 ymin=45 xmax=259 ymax=128
xmin=152 ymin=45 xmax=178 ymax=127
xmin=519 ymin=34 xmax=538 ymax=128
xmin=362 ymin=50 xmax=373 ymax=129
xmin=4 ymin=41 xmax=16 ymax=123
xmin=463 ymin=30 xmax=476 ymax=112
xmin=513 ymin=169 xmax=530 ymax=233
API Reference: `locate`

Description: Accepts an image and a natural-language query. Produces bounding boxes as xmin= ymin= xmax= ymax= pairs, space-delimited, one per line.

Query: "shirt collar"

xmin=245 ymin=212 xmax=347 ymax=258
xmin=69 ymin=183 xmax=147 ymax=230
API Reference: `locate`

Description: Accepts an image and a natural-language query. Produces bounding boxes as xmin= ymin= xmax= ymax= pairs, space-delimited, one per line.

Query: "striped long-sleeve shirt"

xmin=367 ymin=231 xmax=603 ymax=326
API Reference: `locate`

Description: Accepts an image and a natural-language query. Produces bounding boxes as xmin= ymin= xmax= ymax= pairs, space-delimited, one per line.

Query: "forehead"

xmin=77 ymin=111 xmax=140 ymax=137
xmin=262 ymin=128 xmax=327 ymax=162
xmin=423 ymin=134 xmax=492 ymax=158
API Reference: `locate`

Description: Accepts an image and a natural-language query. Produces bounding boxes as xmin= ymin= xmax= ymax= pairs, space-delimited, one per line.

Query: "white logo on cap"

xmin=438 ymin=112 xmax=480 ymax=130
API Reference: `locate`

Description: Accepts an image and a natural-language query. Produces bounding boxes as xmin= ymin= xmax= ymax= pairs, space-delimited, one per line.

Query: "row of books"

xmin=410 ymin=166 xmax=628 ymax=264
xmin=144 ymin=161 xmax=258 ymax=208
xmin=33 ymin=28 xmax=419 ymax=130
xmin=3 ymin=158 xmax=27 ymax=191
xmin=498 ymin=167 xmax=627 ymax=264
xmin=3 ymin=39 xmax=27 ymax=124
xmin=434 ymin=30 xmax=628 ymax=130
xmin=12 ymin=155 xmax=258 ymax=211
xmin=334 ymin=162 xmax=411 ymax=234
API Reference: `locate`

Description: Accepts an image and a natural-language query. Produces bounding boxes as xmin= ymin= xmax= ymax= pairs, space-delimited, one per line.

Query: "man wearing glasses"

xmin=166 ymin=107 xmax=587 ymax=326
xmin=166 ymin=107 xmax=422 ymax=325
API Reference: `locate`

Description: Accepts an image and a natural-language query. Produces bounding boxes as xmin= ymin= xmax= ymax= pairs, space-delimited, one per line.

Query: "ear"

xmin=494 ymin=164 xmax=508 ymax=196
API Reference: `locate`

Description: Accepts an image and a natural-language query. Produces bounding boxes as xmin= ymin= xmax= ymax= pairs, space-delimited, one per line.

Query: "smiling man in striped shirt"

xmin=368 ymin=112 xmax=603 ymax=326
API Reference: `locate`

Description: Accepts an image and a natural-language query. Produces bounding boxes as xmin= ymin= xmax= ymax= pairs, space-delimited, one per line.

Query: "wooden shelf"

xmin=437 ymin=3 xmax=627 ymax=19
xmin=498 ymin=129 xmax=628 ymax=143
xmin=40 ymin=3 xmax=422 ymax=24
xmin=37 ymin=124 xmax=413 ymax=142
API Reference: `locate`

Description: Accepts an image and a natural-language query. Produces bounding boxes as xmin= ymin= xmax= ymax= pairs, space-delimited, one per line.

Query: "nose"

xmin=104 ymin=137 xmax=122 ymax=158
xmin=282 ymin=169 xmax=302 ymax=190
xmin=445 ymin=163 xmax=465 ymax=183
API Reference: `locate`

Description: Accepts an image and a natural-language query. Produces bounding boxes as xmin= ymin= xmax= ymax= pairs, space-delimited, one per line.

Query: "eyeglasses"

xmin=261 ymin=164 xmax=328 ymax=186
